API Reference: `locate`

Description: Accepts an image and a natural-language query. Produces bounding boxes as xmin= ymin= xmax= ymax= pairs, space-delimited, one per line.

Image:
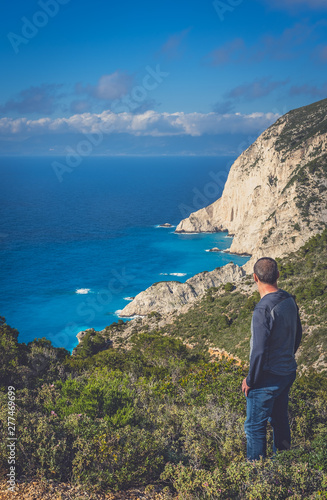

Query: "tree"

xmin=0 ymin=316 xmax=20 ymax=386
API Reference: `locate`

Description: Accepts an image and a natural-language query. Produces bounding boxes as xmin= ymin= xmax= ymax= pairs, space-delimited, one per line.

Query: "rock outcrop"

xmin=176 ymin=98 xmax=327 ymax=271
xmin=76 ymin=328 xmax=95 ymax=344
xmin=119 ymin=262 xmax=245 ymax=317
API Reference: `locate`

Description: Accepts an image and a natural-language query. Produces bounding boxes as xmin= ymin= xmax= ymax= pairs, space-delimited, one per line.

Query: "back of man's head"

xmin=253 ymin=257 xmax=279 ymax=284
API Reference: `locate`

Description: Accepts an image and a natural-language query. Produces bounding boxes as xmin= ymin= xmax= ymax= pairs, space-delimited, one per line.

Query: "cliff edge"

xmin=119 ymin=262 xmax=244 ymax=317
xmin=176 ymin=98 xmax=327 ymax=271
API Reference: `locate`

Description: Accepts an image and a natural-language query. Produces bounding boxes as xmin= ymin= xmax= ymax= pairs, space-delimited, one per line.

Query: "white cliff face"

xmin=176 ymin=99 xmax=327 ymax=272
xmin=119 ymin=263 xmax=245 ymax=317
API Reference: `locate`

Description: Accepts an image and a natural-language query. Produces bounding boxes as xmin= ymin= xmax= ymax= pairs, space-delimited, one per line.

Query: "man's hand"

xmin=242 ymin=377 xmax=251 ymax=397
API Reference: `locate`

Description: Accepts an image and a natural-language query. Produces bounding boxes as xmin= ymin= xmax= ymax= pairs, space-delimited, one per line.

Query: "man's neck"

xmin=258 ymin=284 xmax=279 ymax=298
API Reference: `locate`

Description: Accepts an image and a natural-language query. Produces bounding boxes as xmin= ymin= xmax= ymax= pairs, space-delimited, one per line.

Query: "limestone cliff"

xmin=119 ymin=262 xmax=244 ymax=317
xmin=176 ymin=99 xmax=327 ymax=271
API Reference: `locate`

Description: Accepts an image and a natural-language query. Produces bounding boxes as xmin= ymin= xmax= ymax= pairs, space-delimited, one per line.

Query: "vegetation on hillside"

xmin=1 ymin=230 xmax=327 ymax=498
xmin=280 ymin=152 xmax=327 ymax=224
xmin=273 ymin=97 xmax=327 ymax=152
xmin=124 ymin=229 xmax=327 ymax=370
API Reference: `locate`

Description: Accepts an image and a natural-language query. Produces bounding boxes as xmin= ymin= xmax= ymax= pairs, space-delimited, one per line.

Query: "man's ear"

xmin=253 ymin=273 xmax=259 ymax=283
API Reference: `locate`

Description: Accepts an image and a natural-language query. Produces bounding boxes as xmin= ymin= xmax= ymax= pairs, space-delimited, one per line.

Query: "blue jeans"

xmin=244 ymin=371 xmax=296 ymax=460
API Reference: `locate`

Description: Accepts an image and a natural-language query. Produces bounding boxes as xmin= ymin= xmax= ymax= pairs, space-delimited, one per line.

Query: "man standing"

xmin=242 ymin=257 xmax=302 ymax=461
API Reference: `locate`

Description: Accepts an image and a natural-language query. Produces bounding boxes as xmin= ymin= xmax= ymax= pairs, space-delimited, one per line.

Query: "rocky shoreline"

xmin=119 ymin=262 xmax=245 ymax=317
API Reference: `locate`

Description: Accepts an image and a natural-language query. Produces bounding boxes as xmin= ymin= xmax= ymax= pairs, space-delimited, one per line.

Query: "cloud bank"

xmin=0 ymin=110 xmax=279 ymax=138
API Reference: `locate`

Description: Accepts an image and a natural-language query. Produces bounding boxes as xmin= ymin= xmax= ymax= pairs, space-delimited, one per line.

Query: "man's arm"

xmin=245 ymin=306 xmax=272 ymax=389
xmin=294 ymin=305 xmax=302 ymax=353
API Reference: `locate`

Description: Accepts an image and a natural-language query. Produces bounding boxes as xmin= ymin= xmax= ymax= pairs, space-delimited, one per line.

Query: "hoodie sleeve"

xmin=246 ymin=306 xmax=273 ymax=388
xmin=294 ymin=305 xmax=302 ymax=353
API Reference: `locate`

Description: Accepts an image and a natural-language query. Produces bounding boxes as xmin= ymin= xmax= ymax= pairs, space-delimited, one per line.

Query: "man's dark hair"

xmin=253 ymin=257 xmax=279 ymax=284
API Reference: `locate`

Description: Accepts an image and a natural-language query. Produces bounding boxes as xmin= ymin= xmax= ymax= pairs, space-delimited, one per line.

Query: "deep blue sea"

xmin=0 ymin=156 xmax=249 ymax=351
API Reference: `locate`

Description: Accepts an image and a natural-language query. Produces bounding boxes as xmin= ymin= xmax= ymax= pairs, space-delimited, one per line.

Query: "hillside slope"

xmin=98 ymin=229 xmax=327 ymax=372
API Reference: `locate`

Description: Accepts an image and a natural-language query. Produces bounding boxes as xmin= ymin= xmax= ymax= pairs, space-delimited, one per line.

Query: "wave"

xmin=154 ymin=224 xmax=176 ymax=229
xmin=159 ymin=272 xmax=187 ymax=277
xmin=115 ymin=309 xmax=144 ymax=320
xmin=75 ymin=288 xmax=91 ymax=294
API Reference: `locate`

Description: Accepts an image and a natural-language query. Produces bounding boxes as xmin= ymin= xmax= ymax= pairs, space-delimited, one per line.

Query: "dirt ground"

xmin=0 ymin=480 xmax=175 ymax=500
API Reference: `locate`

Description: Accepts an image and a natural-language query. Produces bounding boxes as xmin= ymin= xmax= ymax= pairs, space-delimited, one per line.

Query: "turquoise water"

xmin=0 ymin=156 xmax=249 ymax=351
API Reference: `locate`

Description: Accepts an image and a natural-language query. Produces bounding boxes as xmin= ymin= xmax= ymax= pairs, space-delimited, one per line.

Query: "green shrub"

xmin=224 ymin=282 xmax=234 ymax=292
xmin=72 ymin=425 xmax=165 ymax=490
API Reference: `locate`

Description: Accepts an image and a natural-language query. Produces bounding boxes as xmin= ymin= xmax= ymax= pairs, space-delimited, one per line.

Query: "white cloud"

xmin=264 ymin=0 xmax=327 ymax=9
xmin=158 ymin=28 xmax=191 ymax=59
xmin=289 ymin=82 xmax=327 ymax=98
xmin=74 ymin=71 xmax=133 ymax=102
xmin=0 ymin=84 xmax=64 ymax=115
xmin=0 ymin=110 xmax=279 ymax=138
xmin=227 ymin=78 xmax=289 ymax=100
xmin=95 ymin=72 xmax=132 ymax=100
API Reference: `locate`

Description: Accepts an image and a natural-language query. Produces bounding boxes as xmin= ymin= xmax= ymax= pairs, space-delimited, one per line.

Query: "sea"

xmin=0 ymin=156 xmax=250 ymax=352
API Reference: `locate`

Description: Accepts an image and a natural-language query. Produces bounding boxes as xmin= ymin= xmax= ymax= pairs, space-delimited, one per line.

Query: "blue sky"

xmin=0 ymin=0 xmax=326 ymax=155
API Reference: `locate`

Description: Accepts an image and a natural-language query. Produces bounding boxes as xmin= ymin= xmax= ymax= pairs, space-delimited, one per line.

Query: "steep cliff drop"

xmin=176 ymin=98 xmax=327 ymax=272
xmin=119 ymin=99 xmax=327 ymax=318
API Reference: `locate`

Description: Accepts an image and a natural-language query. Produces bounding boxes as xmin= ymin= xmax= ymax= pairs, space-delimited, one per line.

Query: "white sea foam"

xmin=160 ymin=272 xmax=187 ymax=277
xmin=75 ymin=288 xmax=91 ymax=294
xmin=115 ymin=309 xmax=144 ymax=320
xmin=123 ymin=297 xmax=134 ymax=301
xmin=154 ymin=224 xmax=176 ymax=229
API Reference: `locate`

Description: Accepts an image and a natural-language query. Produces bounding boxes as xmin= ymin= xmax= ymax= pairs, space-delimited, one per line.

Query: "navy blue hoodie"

xmin=246 ymin=289 xmax=302 ymax=388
